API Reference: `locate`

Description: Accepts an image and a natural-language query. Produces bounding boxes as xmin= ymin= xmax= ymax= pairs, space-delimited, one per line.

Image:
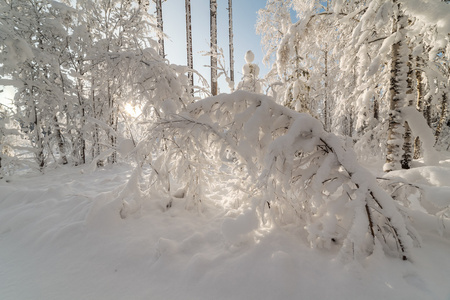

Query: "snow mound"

xmin=387 ymin=165 xmax=450 ymax=216
xmin=221 ymin=209 xmax=259 ymax=244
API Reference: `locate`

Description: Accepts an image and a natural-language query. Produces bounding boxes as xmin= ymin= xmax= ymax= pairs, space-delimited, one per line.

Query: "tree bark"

xmin=53 ymin=115 xmax=68 ymax=165
xmin=76 ymin=76 xmax=86 ymax=165
xmin=185 ymin=0 xmax=194 ymax=94
xmin=401 ymin=55 xmax=415 ymax=169
xmin=91 ymin=79 xmax=102 ymax=166
xmin=324 ymin=45 xmax=329 ymax=131
xmin=108 ymin=82 xmax=117 ymax=164
xmin=413 ymin=56 xmax=425 ymax=159
xmin=31 ymin=93 xmax=45 ymax=171
xmin=210 ymin=0 xmax=218 ymax=96
xmin=155 ymin=0 xmax=165 ymax=58
xmin=55 ymin=61 xmax=68 ymax=165
xmin=435 ymin=86 xmax=448 ymax=144
xmin=384 ymin=0 xmax=408 ymax=173
xmin=228 ymin=0 xmax=234 ymax=91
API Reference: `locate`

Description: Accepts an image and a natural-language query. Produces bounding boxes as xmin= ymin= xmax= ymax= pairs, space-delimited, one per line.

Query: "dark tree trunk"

xmin=401 ymin=55 xmax=415 ymax=169
xmin=53 ymin=115 xmax=68 ymax=165
xmin=413 ymin=56 xmax=425 ymax=159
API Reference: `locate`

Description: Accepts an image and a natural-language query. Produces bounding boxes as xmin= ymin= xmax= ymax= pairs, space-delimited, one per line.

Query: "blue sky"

xmin=158 ymin=0 xmax=270 ymax=94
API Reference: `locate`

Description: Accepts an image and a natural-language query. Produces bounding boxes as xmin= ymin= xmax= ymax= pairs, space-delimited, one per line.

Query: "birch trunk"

xmin=435 ymin=86 xmax=448 ymax=144
xmin=53 ymin=115 xmax=68 ymax=165
xmin=324 ymin=46 xmax=329 ymax=131
xmin=210 ymin=0 xmax=218 ymax=96
xmin=108 ymin=82 xmax=117 ymax=164
xmin=155 ymin=0 xmax=165 ymax=58
xmin=91 ymin=80 xmax=102 ymax=166
xmin=185 ymin=0 xmax=194 ymax=94
xmin=228 ymin=0 xmax=235 ymax=91
xmin=76 ymin=77 xmax=86 ymax=165
xmin=31 ymin=93 xmax=45 ymax=171
xmin=56 ymin=61 xmax=68 ymax=165
xmin=384 ymin=1 xmax=408 ymax=173
xmin=401 ymin=55 xmax=415 ymax=169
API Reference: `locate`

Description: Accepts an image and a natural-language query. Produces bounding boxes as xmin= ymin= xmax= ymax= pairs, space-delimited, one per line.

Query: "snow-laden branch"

xmin=400 ymin=106 xmax=440 ymax=166
xmin=128 ymin=91 xmax=416 ymax=261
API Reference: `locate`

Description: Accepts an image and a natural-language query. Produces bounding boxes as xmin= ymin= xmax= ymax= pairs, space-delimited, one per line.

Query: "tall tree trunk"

xmin=413 ymin=56 xmax=425 ymax=159
xmin=185 ymin=0 xmax=194 ymax=94
xmin=31 ymin=95 xmax=45 ymax=171
xmin=91 ymin=80 xmax=102 ymax=166
xmin=56 ymin=61 xmax=68 ymax=165
xmin=210 ymin=0 xmax=218 ymax=96
xmin=155 ymin=0 xmax=165 ymax=58
xmin=349 ymin=109 xmax=354 ymax=137
xmin=80 ymin=107 xmax=86 ymax=164
xmin=401 ymin=54 xmax=415 ymax=169
xmin=76 ymin=77 xmax=86 ymax=165
xmin=228 ymin=0 xmax=234 ymax=91
xmin=373 ymin=98 xmax=379 ymax=120
xmin=384 ymin=0 xmax=408 ymax=173
xmin=435 ymin=86 xmax=448 ymax=144
xmin=324 ymin=46 xmax=329 ymax=131
xmin=108 ymin=82 xmax=117 ymax=164
xmin=53 ymin=115 xmax=68 ymax=165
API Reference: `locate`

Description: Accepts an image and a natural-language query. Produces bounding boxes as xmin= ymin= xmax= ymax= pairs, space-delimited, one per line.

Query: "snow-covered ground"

xmin=1 ymin=161 xmax=450 ymax=300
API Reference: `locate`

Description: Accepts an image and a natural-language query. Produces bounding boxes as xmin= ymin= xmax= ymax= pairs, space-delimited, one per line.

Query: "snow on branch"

xmin=127 ymin=91 xmax=416 ymax=261
xmin=400 ymin=106 xmax=439 ymax=166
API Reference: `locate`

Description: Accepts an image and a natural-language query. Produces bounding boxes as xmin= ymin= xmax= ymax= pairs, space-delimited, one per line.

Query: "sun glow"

xmin=124 ymin=103 xmax=142 ymax=118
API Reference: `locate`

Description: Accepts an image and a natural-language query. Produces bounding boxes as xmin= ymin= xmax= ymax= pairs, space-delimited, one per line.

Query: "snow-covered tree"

xmin=120 ymin=91 xmax=417 ymax=261
xmin=384 ymin=0 xmax=410 ymax=172
xmin=71 ymin=0 xmax=162 ymax=165
xmin=339 ymin=0 xmax=450 ymax=170
xmin=256 ymin=0 xmax=292 ymax=66
xmin=0 ymin=0 xmax=75 ymax=170
xmin=259 ymin=0 xmax=450 ymax=170
xmin=0 ymin=0 xmax=193 ymax=172
xmin=237 ymin=51 xmax=262 ymax=93
xmin=265 ymin=0 xmax=343 ymax=130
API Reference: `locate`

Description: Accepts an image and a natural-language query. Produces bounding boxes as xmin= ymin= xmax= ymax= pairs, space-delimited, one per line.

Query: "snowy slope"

xmin=1 ymin=163 xmax=450 ymax=300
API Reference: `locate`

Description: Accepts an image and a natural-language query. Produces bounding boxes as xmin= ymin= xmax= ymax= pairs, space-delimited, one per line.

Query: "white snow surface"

xmin=1 ymin=163 xmax=450 ymax=300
